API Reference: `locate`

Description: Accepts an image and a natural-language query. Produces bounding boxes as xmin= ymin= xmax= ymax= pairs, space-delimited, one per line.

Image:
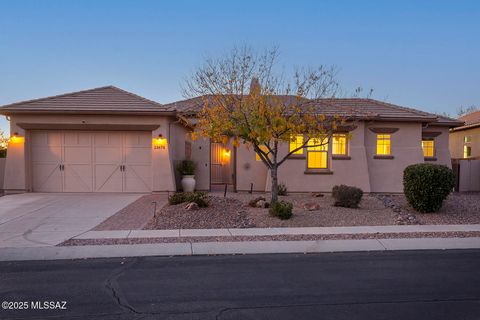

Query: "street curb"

xmin=0 ymin=237 xmax=479 ymax=261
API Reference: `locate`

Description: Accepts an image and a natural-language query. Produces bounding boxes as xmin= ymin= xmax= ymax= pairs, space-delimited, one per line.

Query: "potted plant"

xmin=178 ymin=160 xmax=196 ymax=192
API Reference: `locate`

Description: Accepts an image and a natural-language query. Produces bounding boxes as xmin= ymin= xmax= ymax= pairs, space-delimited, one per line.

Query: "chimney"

xmin=249 ymin=77 xmax=261 ymax=95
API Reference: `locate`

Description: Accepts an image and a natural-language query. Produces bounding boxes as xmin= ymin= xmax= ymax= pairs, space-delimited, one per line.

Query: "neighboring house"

xmin=449 ymin=110 xmax=480 ymax=159
xmin=449 ymin=111 xmax=480 ymax=192
xmin=0 ymin=86 xmax=462 ymax=195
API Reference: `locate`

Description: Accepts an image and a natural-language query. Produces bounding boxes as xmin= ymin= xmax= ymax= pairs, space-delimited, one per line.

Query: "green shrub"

xmin=269 ymin=201 xmax=293 ymax=220
xmin=0 ymin=149 xmax=6 ymax=158
xmin=177 ymin=160 xmax=196 ymax=175
xmin=277 ymin=183 xmax=288 ymax=196
xmin=332 ymin=185 xmax=363 ymax=208
xmin=403 ymin=164 xmax=454 ymax=213
xmin=168 ymin=191 xmax=209 ymax=207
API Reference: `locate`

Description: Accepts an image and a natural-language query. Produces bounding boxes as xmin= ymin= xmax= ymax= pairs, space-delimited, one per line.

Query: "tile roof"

xmin=459 ymin=110 xmax=480 ymax=126
xmin=165 ymin=96 xmax=463 ymax=126
xmin=450 ymin=110 xmax=480 ymax=131
xmin=0 ymin=86 xmax=174 ymax=114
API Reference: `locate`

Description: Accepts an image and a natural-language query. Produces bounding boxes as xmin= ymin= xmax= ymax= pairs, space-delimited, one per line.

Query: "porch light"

xmin=10 ymin=132 xmax=24 ymax=144
xmin=153 ymin=134 xmax=167 ymax=149
xmin=223 ymin=149 xmax=231 ymax=157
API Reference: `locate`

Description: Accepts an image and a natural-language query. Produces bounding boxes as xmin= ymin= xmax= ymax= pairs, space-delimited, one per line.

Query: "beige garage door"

xmin=31 ymin=130 xmax=152 ymax=193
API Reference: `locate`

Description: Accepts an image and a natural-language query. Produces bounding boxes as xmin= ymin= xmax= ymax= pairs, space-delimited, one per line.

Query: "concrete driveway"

xmin=0 ymin=193 xmax=143 ymax=248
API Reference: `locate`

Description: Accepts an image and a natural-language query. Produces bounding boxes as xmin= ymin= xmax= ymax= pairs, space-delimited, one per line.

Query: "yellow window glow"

xmin=332 ymin=134 xmax=347 ymax=155
xmin=376 ymin=134 xmax=391 ymax=155
xmin=422 ymin=140 xmax=435 ymax=157
xmin=289 ymin=135 xmax=304 ymax=155
xmin=255 ymin=145 xmax=269 ymax=161
xmin=307 ymin=137 xmax=328 ymax=169
xmin=464 ymin=145 xmax=472 ymax=158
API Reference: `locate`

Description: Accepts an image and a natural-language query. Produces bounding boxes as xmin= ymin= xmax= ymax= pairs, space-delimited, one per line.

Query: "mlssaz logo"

xmin=31 ymin=301 xmax=67 ymax=310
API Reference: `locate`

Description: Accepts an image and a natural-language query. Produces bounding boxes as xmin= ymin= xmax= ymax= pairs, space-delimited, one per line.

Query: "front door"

xmin=210 ymin=142 xmax=233 ymax=186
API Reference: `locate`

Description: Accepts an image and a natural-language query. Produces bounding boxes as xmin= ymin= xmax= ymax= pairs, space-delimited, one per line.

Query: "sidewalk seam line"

xmin=376 ymin=239 xmax=388 ymax=251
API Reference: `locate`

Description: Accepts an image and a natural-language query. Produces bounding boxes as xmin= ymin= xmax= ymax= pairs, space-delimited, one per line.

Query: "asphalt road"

xmin=1 ymin=250 xmax=479 ymax=320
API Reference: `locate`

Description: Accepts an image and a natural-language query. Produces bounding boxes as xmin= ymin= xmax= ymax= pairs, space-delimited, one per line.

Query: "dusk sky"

xmin=1 ymin=0 xmax=479 ymax=134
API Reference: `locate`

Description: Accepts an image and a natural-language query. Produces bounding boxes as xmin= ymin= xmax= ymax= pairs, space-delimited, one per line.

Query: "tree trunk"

xmin=271 ymin=165 xmax=278 ymax=204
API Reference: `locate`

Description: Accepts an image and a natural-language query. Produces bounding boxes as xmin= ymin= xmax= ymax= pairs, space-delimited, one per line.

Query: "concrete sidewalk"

xmin=74 ymin=224 xmax=480 ymax=240
xmin=1 ymin=237 xmax=480 ymax=261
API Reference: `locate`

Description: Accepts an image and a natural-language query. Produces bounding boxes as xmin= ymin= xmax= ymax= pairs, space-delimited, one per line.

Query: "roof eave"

xmin=0 ymin=109 xmax=176 ymax=116
xmin=450 ymin=122 xmax=480 ymax=132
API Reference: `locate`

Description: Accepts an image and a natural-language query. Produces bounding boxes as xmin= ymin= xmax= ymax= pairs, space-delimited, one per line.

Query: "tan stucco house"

xmin=0 ymin=86 xmax=462 ymax=195
xmin=449 ymin=110 xmax=480 ymax=159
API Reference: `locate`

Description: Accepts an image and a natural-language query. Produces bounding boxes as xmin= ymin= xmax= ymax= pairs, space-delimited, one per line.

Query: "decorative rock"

xmin=256 ymin=200 xmax=266 ymax=208
xmin=303 ymin=202 xmax=320 ymax=211
xmin=312 ymin=193 xmax=324 ymax=197
xmin=185 ymin=202 xmax=199 ymax=210
xmin=248 ymin=196 xmax=266 ymax=207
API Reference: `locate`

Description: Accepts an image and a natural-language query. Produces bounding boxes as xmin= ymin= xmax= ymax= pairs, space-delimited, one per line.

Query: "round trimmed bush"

xmin=269 ymin=201 xmax=293 ymax=220
xmin=332 ymin=185 xmax=363 ymax=208
xmin=403 ymin=164 xmax=454 ymax=213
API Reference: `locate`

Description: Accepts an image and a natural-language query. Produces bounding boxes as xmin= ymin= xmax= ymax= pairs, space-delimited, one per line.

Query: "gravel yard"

xmin=145 ymin=192 xmax=397 ymax=229
xmin=144 ymin=197 xmax=252 ymax=229
xmin=378 ymin=192 xmax=480 ymax=225
xmin=144 ymin=191 xmax=480 ymax=230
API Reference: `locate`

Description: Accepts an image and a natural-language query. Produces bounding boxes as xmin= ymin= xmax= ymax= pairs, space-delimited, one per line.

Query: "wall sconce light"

xmin=10 ymin=132 xmax=24 ymax=144
xmin=153 ymin=134 xmax=167 ymax=150
xmin=223 ymin=149 xmax=231 ymax=157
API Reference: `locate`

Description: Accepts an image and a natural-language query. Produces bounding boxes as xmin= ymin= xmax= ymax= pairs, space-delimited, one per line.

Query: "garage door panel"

xmin=124 ymin=164 xmax=151 ymax=192
xmin=64 ymin=164 xmax=93 ymax=192
xmin=124 ymin=147 xmax=151 ymax=164
xmin=31 ymin=131 xmax=62 ymax=163
xmin=94 ymin=147 xmax=123 ymax=164
xmin=32 ymin=163 xmax=62 ymax=192
xmin=64 ymin=131 xmax=91 ymax=145
xmin=64 ymin=146 xmax=92 ymax=163
xmin=95 ymin=164 xmax=123 ymax=192
xmin=124 ymin=132 xmax=151 ymax=147
xmin=94 ymin=132 xmax=123 ymax=146
xmin=31 ymin=146 xmax=62 ymax=163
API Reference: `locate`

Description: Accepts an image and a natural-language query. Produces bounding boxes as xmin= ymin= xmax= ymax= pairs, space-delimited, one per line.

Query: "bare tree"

xmin=457 ymin=105 xmax=479 ymax=117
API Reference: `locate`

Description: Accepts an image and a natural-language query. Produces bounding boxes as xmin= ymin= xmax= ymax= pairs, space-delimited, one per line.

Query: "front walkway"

xmin=0 ymin=193 xmax=143 ymax=248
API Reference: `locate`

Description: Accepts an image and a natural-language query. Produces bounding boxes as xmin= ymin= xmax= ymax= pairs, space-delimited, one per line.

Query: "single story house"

xmin=0 ymin=86 xmax=462 ymax=194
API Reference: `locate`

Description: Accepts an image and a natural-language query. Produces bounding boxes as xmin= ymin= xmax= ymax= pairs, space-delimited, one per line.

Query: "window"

xmin=307 ymin=137 xmax=328 ymax=169
xmin=289 ymin=135 xmax=304 ymax=155
xmin=255 ymin=145 xmax=269 ymax=161
xmin=376 ymin=134 xmax=391 ymax=155
xmin=332 ymin=134 xmax=347 ymax=155
xmin=422 ymin=140 xmax=435 ymax=157
xmin=464 ymin=135 xmax=472 ymax=158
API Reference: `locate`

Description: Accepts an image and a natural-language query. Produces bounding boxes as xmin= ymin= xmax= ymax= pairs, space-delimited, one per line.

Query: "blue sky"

xmin=1 ymin=0 xmax=479 ymax=133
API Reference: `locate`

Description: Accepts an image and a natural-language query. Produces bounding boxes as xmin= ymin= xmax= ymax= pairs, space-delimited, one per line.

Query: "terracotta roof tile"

xmin=166 ymin=96 xmax=462 ymax=126
xmin=459 ymin=110 xmax=480 ymax=126
xmin=0 ymin=86 xmax=173 ymax=114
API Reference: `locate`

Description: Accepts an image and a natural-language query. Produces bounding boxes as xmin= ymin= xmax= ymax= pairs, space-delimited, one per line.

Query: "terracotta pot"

xmin=181 ymin=175 xmax=196 ymax=192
